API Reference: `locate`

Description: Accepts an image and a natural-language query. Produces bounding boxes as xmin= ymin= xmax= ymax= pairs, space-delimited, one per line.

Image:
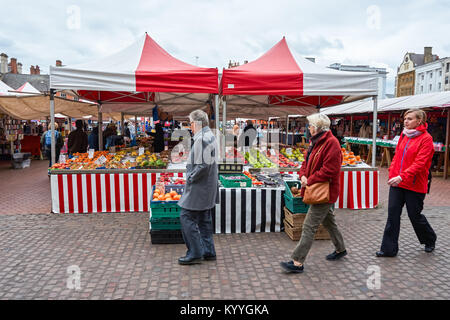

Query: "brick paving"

xmin=0 ymin=160 xmax=449 ymax=300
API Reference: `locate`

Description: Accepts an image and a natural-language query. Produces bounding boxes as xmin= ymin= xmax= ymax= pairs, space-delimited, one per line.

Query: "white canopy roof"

xmin=320 ymin=91 xmax=450 ymax=116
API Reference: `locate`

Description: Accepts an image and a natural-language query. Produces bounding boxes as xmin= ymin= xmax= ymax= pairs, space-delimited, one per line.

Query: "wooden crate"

xmin=283 ymin=208 xmax=330 ymax=241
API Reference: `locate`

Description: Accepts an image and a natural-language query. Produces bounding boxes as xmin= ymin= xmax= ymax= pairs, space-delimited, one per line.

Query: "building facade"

xmin=329 ymin=63 xmax=387 ymax=98
xmin=395 ymin=47 xmax=439 ymax=97
xmin=414 ymin=58 xmax=450 ymax=94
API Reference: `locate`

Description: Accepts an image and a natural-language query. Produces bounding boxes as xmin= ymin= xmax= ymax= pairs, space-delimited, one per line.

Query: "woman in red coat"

xmin=280 ymin=113 xmax=346 ymax=273
xmin=377 ymin=109 xmax=437 ymax=257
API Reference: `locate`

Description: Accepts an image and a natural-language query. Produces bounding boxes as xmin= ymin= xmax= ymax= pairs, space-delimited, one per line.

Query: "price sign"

xmin=270 ymin=149 xmax=276 ymax=156
xmin=286 ymin=148 xmax=293 ymax=155
xmin=95 ymin=155 xmax=107 ymax=165
xmin=88 ymin=149 xmax=95 ymax=159
xmin=59 ymin=154 xmax=66 ymax=164
xmin=139 ymin=147 xmax=145 ymax=156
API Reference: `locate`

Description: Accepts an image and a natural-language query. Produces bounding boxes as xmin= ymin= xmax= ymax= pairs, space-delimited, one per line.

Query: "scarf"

xmin=402 ymin=128 xmax=423 ymax=138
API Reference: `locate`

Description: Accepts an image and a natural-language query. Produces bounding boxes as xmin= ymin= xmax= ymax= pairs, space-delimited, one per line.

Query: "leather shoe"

xmin=376 ymin=251 xmax=396 ymax=257
xmin=203 ymin=255 xmax=216 ymax=261
xmin=425 ymin=245 xmax=435 ymax=253
xmin=178 ymin=256 xmax=203 ymax=265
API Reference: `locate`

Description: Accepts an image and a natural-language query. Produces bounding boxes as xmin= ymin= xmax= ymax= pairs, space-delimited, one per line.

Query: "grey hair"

xmin=307 ymin=113 xmax=331 ymax=131
xmin=189 ymin=109 xmax=209 ymax=127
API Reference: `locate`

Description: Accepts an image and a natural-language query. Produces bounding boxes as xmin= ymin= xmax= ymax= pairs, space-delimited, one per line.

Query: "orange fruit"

xmin=153 ymin=192 xmax=159 ymax=198
xmin=157 ymin=195 xmax=164 ymax=201
xmin=173 ymin=195 xmax=181 ymax=200
xmin=170 ymin=191 xmax=177 ymax=197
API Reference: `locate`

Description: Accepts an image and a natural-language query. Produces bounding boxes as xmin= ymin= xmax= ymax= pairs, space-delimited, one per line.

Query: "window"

xmin=447 ymin=63 xmax=450 ymax=73
xmin=421 ymin=85 xmax=423 ymax=92
xmin=430 ymin=72 xmax=432 ymax=79
xmin=446 ymin=76 xmax=449 ymax=85
xmin=429 ymin=84 xmax=432 ymax=91
xmin=421 ymin=74 xmax=424 ymax=80
xmin=438 ymin=82 xmax=441 ymax=90
xmin=60 ymin=93 xmax=66 ymax=98
xmin=439 ymin=70 xmax=442 ymax=77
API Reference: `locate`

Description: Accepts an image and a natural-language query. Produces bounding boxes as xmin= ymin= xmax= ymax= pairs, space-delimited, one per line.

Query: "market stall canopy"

xmin=320 ymin=91 xmax=450 ymax=116
xmin=16 ymin=82 xmax=41 ymax=94
xmin=0 ymin=94 xmax=104 ymax=120
xmin=50 ymin=33 xmax=219 ymax=113
xmin=0 ymin=80 xmax=15 ymax=96
xmin=220 ymin=37 xmax=378 ymax=110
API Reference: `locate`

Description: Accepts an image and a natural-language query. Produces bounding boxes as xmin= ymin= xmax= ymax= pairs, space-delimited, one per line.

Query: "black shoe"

xmin=203 ymin=255 xmax=216 ymax=261
xmin=425 ymin=245 xmax=435 ymax=253
xmin=326 ymin=250 xmax=347 ymax=260
xmin=376 ymin=251 xmax=396 ymax=257
xmin=178 ymin=256 xmax=203 ymax=265
xmin=280 ymin=261 xmax=304 ymax=273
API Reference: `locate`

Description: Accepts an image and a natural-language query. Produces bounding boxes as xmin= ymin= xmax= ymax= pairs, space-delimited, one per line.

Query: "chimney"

xmin=9 ymin=57 xmax=17 ymax=74
xmin=424 ymin=47 xmax=433 ymax=64
xmin=244 ymin=60 xmax=248 ymax=64
xmin=35 ymin=65 xmax=40 ymax=75
xmin=0 ymin=53 xmax=7 ymax=73
xmin=17 ymin=62 xmax=22 ymax=74
xmin=56 ymin=60 xmax=62 ymax=67
xmin=30 ymin=65 xmax=35 ymax=74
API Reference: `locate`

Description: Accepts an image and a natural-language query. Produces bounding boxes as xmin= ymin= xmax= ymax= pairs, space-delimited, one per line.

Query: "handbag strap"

xmin=308 ymin=143 xmax=325 ymax=177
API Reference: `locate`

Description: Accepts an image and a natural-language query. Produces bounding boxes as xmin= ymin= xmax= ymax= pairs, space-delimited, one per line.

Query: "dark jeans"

xmin=45 ymin=149 xmax=60 ymax=167
xmin=180 ymin=208 xmax=216 ymax=259
xmin=380 ymin=187 xmax=437 ymax=255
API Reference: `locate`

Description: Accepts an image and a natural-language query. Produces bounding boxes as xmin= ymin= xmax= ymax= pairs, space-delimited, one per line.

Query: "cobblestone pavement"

xmin=0 ymin=207 xmax=448 ymax=300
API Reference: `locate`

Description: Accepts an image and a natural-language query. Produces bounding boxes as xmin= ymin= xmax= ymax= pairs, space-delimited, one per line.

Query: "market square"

xmin=1 ymin=0 xmax=450 ymax=305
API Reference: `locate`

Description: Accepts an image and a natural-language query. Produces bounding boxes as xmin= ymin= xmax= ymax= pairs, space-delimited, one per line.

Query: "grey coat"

xmin=178 ymin=126 xmax=220 ymax=211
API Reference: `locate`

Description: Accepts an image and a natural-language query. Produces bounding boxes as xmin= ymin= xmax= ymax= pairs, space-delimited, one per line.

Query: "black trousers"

xmin=380 ymin=187 xmax=437 ymax=255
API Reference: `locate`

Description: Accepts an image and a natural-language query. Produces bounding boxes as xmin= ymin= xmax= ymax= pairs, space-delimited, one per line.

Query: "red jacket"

xmin=299 ymin=130 xmax=342 ymax=203
xmin=389 ymin=123 xmax=434 ymax=194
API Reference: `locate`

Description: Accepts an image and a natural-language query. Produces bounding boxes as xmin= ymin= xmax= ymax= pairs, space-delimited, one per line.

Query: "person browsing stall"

xmin=280 ymin=113 xmax=347 ymax=273
xmin=67 ymin=120 xmax=88 ymax=155
xmin=177 ymin=110 xmax=219 ymax=265
xmin=376 ymin=109 xmax=437 ymax=257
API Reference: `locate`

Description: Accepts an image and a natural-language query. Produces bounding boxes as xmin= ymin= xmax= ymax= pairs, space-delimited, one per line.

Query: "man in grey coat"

xmin=178 ymin=109 xmax=219 ymax=265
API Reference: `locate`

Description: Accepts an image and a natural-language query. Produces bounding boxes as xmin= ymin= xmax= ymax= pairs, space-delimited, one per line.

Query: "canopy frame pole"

xmin=350 ymin=115 xmax=354 ymax=137
xmin=286 ymin=116 xmax=289 ymax=145
xmin=50 ymin=89 xmax=56 ymax=165
xmin=98 ymin=105 xmax=103 ymax=151
xmin=215 ymin=95 xmax=220 ymax=158
xmin=222 ymin=98 xmax=227 ymax=159
xmin=387 ymin=112 xmax=392 ymax=139
xmin=444 ymin=108 xmax=449 ymax=180
xmin=372 ymin=96 xmax=378 ymax=167
xmin=135 ymin=115 xmax=138 ymax=137
xmin=121 ymin=112 xmax=124 ymax=135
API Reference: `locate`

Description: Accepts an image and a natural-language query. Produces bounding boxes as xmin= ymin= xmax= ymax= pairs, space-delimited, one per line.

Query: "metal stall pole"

xmin=286 ymin=116 xmax=289 ymax=145
xmin=444 ymin=108 xmax=450 ymax=179
xmin=222 ymin=98 xmax=227 ymax=159
xmin=49 ymin=89 xmax=56 ymax=165
xmin=372 ymin=96 xmax=378 ymax=167
xmin=215 ymin=95 xmax=220 ymax=159
xmin=121 ymin=112 xmax=124 ymax=135
xmin=98 ymin=105 xmax=103 ymax=151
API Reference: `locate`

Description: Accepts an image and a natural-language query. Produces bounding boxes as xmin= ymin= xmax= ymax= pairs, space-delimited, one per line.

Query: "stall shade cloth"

xmin=50 ymin=33 xmax=219 ymax=100
xmin=221 ymin=37 xmax=378 ymax=108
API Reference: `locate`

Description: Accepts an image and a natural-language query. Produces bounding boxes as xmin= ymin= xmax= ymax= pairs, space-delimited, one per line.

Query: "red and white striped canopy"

xmin=50 ymin=34 xmax=219 ymax=106
xmin=221 ymin=37 xmax=378 ymax=112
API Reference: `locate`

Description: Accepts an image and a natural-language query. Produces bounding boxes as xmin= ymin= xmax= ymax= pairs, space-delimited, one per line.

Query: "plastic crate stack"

xmin=149 ymin=185 xmax=185 ymax=244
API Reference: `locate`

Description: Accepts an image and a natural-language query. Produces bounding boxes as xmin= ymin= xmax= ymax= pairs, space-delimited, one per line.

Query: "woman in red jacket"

xmin=280 ymin=113 xmax=346 ymax=273
xmin=377 ymin=109 xmax=437 ymax=257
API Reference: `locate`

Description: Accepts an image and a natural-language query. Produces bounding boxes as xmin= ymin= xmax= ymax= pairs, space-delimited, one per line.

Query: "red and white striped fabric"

xmin=280 ymin=169 xmax=379 ymax=209
xmin=51 ymin=172 xmax=184 ymax=214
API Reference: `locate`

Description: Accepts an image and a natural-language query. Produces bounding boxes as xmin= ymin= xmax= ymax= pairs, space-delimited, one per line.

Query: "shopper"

xmin=67 ymin=120 xmax=88 ymax=155
xmin=41 ymin=122 xmax=64 ymax=167
xmin=280 ymin=113 xmax=346 ymax=273
xmin=147 ymin=121 xmax=165 ymax=153
xmin=177 ymin=109 xmax=219 ymax=265
xmin=377 ymin=109 xmax=437 ymax=257
xmin=238 ymin=120 xmax=257 ymax=148
xmin=123 ymin=122 xmax=131 ymax=138
xmin=88 ymin=126 xmax=99 ymax=151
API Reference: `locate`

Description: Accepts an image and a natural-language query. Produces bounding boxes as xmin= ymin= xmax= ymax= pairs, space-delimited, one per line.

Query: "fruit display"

xmin=243 ymin=171 xmax=264 ymax=186
xmin=225 ymin=148 xmax=246 ymax=164
xmin=280 ymin=147 xmax=305 ymax=162
xmin=152 ymin=187 xmax=182 ymax=201
xmin=341 ymin=148 xmax=362 ymax=167
xmin=265 ymin=150 xmax=299 ymax=168
xmin=245 ymin=149 xmax=276 ymax=169
xmin=290 ymin=186 xmax=302 ymax=198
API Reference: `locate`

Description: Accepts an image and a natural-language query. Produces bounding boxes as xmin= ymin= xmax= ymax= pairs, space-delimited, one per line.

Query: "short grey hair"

xmin=189 ymin=109 xmax=209 ymax=127
xmin=307 ymin=113 xmax=331 ymax=131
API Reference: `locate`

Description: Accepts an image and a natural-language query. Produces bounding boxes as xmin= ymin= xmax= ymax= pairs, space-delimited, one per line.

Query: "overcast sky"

xmin=1 ymin=0 xmax=450 ymax=94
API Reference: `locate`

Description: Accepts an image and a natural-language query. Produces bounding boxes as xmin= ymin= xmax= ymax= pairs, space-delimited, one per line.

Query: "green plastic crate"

xmin=284 ymin=180 xmax=302 ymax=199
xmin=284 ymin=194 xmax=309 ymax=213
xmin=219 ymin=173 xmax=252 ymax=188
xmin=150 ymin=186 xmax=181 ymax=218
xmin=150 ymin=217 xmax=181 ymax=230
